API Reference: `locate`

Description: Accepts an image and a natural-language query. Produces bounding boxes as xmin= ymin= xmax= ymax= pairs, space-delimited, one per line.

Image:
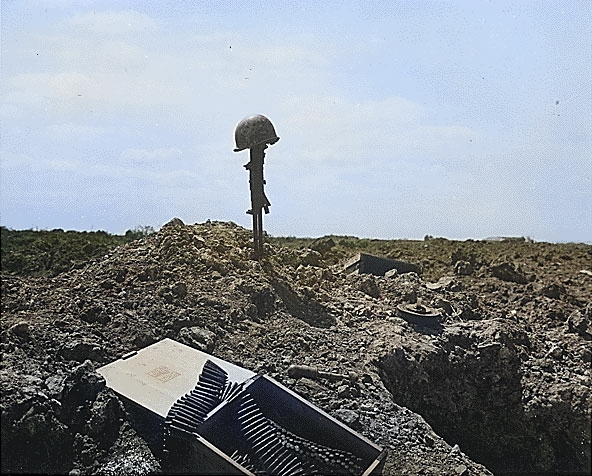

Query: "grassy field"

xmin=0 ymin=227 xmax=152 ymax=277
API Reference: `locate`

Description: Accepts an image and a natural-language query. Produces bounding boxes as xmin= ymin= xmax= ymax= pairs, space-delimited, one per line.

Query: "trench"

xmin=375 ymin=335 xmax=591 ymax=475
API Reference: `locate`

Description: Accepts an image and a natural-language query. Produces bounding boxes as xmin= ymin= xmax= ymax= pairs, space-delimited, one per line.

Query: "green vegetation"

xmin=1 ymin=226 xmax=154 ymax=277
xmin=2 ymin=225 xmax=589 ymax=282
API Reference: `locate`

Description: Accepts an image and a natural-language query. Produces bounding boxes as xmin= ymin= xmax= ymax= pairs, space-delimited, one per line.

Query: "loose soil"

xmin=1 ymin=220 xmax=590 ymax=475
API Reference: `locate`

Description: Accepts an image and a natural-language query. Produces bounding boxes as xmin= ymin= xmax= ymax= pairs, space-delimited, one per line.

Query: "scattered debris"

xmin=489 ymin=261 xmax=528 ymax=284
xmin=358 ymin=275 xmax=381 ymax=298
xmin=344 ymin=253 xmax=421 ymax=277
xmin=396 ymin=300 xmax=442 ymax=327
xmin=1 ymin=221 xmax=590 ymax=475
xmin=287 ymin=364 xmax=358 ymax=383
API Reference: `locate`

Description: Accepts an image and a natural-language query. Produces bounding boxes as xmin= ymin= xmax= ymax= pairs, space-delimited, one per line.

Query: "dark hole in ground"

xmin=375 ymin=325 xmax=591 ymax=475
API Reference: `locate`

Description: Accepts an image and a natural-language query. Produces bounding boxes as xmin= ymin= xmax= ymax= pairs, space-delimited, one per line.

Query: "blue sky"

xmin=1 ymin=0 xmax=590 ymax=242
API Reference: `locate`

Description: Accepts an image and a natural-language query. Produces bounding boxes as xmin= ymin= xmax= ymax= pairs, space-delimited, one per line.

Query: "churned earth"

xmin=1 ymin=220 xmax=590 ymax=475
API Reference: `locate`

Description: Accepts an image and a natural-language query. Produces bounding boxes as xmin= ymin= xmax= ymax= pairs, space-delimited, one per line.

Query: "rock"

xmin=301 ymin=249 xmax=322 ymax=266
xmin=45 ymin=375 xmax=66 ymax=399
xmin=178 ymin=327 xmax=216 ymax=352
xmin=455 ymin=463 xmax=469 ymax=475
xmin=435 ymin=298 xmax=454 ymax=315
xmin=192 ymin=236 xmax=205 ymax=248
xmin=384 ymin=268 xmax=398 ymax=278
xmin=310 ymin=237 xmax=335 ymax=254
xmin=425 ymin=276 xmax=459 ymax=291
xmin=85 ymin=390 xmax=125 ymax=438
xmin=402 ymin=288 xmax=417 ymax=304
xmin=548 ymin=346 xmax=563 ymax=360
xmin=171 ymin=282 xmax=188 ymax=298
xmin=80 ymin=305 xmax=109 ymax=324
xmin=359 ymin=276 xmax=381 ymax=298
xmin=337 ymin=384 xmax=351 ymax=399
xmin=333 ymin=409 xmax=363 ymax=431
xmin=540 ymin=283 xmax=564 ymax=299
xmin=162 ymin=217 xmax=185 ymax=228
xmin=9 ymin=321 xmax=29 ymax=337
xmin=59 ymin=340 xmax=104 ymax=362
xmin=60 ymin=361 xmax=106 ymax=426
xmin=137 ymin=265 xmax=159 ymax=281
xmin=249 ymin=286 xmax=275 ymax=318
xmin=451 ymin=249 xmax=474 ymax=266
xmin=94 ymin=420 xmax=161 ymax=475
xmin=346 ymin=253 xmax=422 ymax=276
xmin=454 ymin=261 xmax=474 ymax=276
xmin=565 ymin=310 xmax=591 ymax=338
xmin=244 ymin=303 xmax=259 ymax=320
xmin=490 ymin=262 xmax=528 ymax=284
xmin=99 ymin=278 xmax=116 ymax=290
xmin=132 ymin=332 xmax=156 ymax=348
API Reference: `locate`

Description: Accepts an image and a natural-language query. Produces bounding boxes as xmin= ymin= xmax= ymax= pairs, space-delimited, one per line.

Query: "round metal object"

xmin=396 ymin=303 xmax=441 ymax=326
xmin=233 ymin=114 xmax=279 ymax=152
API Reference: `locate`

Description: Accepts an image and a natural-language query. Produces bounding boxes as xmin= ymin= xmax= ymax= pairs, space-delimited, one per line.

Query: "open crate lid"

xmin=97 ymin=338 xmax=255 ymax=418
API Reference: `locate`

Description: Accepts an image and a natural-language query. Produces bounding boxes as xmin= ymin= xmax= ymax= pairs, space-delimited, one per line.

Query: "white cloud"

xmin=65 ymin=10 xmax=158 ymax=35
xmin=280 ymin=95 xmax=480 ymax=167
xmin=1 ymin=4 xmax=589 ymax=241
xmin=3 ymin=36 xmax=295 ymax=133
xmin=2 ymin=8 xmax=339 ymax=135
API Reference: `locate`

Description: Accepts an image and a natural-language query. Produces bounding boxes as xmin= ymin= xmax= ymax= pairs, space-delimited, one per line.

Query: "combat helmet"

xmin=233 ymin=114 xmax=280 ymax=152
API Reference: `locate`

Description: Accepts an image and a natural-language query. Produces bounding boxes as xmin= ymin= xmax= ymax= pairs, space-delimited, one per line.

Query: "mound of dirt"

xmin=1 ymin=220 xmax=590 ymax=475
